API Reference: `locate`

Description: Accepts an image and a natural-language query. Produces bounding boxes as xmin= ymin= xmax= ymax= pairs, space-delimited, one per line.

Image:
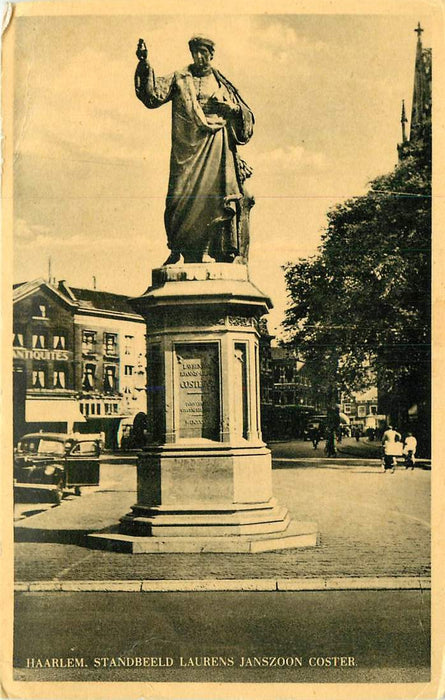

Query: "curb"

xmin=14 ymin=576 xmax=431 ymax=593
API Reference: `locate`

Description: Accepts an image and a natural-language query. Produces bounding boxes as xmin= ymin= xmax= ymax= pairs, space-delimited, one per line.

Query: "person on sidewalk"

xmin=381 ymin=425 xmax=402 ymax=472
xmin=403 ymin=432 xmax=417 ymax=470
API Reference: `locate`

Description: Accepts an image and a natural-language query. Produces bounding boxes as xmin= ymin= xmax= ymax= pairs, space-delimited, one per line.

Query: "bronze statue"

xmin=135 ymin=36 xmax=254 ymax=265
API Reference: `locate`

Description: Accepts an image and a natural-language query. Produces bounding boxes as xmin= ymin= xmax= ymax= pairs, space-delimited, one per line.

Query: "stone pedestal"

xmin=89 ymin=263 xmax=318 ymax=553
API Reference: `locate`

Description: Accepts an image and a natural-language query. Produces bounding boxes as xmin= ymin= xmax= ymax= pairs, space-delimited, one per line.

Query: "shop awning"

xmin=26 ymin=399 xmax=86 ymax=424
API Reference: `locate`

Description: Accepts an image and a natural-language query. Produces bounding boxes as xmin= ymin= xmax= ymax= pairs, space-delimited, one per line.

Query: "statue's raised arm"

xmin=134 ymin=35 xmax=255 ymax=265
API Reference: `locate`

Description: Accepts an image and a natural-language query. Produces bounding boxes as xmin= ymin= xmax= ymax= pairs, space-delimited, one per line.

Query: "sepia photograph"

xmin=1 ymin=0 xmax=442 ymax=698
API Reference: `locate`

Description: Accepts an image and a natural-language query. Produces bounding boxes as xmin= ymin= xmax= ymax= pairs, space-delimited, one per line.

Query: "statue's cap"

xmin=188 ymin=35 xmax=215 ymax=54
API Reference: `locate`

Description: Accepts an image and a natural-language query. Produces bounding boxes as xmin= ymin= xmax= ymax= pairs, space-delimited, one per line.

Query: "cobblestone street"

xmin=14 ymin=454 xmax=430 ymax=582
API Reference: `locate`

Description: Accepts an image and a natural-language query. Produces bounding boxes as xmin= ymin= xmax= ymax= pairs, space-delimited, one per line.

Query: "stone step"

xmin=88 ymin=519 xmax=318 ymax=554
xmin=130 ymin=497 xmax=279 ymax=517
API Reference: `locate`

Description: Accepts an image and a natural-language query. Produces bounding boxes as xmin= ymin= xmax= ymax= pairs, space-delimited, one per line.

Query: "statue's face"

xmin=191 ymin=46 xmax=212 ymax=71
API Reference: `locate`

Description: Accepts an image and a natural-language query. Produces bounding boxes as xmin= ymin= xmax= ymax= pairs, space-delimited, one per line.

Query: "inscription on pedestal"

xmin=176 ymin=343 xmax=220 ymax=440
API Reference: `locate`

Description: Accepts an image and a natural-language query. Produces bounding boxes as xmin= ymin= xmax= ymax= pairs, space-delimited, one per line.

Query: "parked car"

xmin=14 ymin=432 xmax=101 ymax=504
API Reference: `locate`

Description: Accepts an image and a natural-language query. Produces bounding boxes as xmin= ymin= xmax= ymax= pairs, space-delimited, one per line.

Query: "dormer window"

xmin=32 ymin=300 xmax=49 ymax=319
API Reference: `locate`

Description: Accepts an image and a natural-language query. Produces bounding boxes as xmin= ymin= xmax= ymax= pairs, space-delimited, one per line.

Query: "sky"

xmin=12 ymin=11 xmax=433 ymax=335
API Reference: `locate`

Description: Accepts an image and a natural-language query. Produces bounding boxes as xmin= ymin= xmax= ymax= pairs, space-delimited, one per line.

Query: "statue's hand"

xmin=136 ymin=38 xmax=148 ymax=62
xmin=211 ymin=98 xmax=240 ymax=119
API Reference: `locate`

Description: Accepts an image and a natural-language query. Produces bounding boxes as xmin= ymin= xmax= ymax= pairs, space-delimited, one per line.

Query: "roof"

xmin=13 ymin=279 xmax=78 ymax=308
xmin=13 ymin=279 xmax=144 ymax=321
xmin=69 ymin=287 xmax=140 ymax=316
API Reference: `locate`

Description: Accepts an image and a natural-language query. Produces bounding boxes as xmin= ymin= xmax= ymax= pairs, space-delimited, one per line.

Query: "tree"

xmin=282 ymin=128 xmax=431 ymax=451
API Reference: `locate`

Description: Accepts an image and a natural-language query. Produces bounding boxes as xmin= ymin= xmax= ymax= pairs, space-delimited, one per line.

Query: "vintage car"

xmin=14 ymin=432 xmax=101 ymax=504
xmin=303 ymin=419 xmax=326 ymax=441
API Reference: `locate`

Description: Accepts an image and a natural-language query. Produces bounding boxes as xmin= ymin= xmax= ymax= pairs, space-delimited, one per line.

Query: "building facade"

xmin=13 ymin=279 xmax=147 ymax=448
xmin=340 ymin=388 xmax=385 ymax=435
xmin=258 ymin=324 xmax=328 ymax=439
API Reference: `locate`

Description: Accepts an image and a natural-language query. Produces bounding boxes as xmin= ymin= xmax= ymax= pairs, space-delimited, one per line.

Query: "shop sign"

xmin=13 ymin=348 xmax=72 ymax=361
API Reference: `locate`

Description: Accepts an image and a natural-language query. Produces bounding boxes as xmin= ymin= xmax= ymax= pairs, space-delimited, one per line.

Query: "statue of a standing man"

xmin=135 ymin=36 xmax=255 ymax=265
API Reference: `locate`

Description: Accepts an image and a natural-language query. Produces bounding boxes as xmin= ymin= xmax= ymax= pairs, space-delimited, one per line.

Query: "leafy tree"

xmin=282 ymin=128 xmax=431 ymax=450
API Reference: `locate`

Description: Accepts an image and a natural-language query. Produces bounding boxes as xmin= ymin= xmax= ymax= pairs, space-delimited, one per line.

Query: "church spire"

xmin=410 ymin=21 xmax=431 ymax=141
xmin=401 ymin=99 xmax=408 ymax=142
xmin=397 ymin=22 xmax=431 ymax=160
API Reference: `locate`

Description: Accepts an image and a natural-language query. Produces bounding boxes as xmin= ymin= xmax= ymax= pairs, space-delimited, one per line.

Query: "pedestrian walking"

xmin=310 ymin=426 xmax=321 ymax=450
xmin=381 ymin=425 xmax=402 ymax=473
xmin=403 ymin=432 xmax=417 ymax=469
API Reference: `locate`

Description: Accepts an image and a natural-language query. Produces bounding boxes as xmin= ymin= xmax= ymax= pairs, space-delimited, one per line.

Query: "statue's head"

xmin=189 ymin=35 xmax=215 ymax=71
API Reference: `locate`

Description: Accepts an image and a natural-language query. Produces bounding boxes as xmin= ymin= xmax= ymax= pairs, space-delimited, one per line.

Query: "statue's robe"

xmin=135 ymin=63 xmax=254 ymax=262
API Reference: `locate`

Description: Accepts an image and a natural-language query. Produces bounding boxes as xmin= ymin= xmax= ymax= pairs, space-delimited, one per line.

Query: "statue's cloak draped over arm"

xmin=135 ymin=62 xmax=254 ymax=259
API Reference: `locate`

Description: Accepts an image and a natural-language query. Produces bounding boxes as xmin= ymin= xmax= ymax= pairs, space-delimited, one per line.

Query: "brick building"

xmin=13 ymin=279 xmax=147 ymax=448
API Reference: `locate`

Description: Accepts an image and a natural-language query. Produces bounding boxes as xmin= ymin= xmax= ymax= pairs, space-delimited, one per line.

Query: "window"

xmin=53 ymin=369 xmax=66 ymax=389
xmin=82 ymin=363 xmax=96 ymax=390
xmin=13 ymin=332 xmax=24 ymax=347
xmin=104 ymin=333 xmax=118 ymax=356
xmin=32 ymin=366 xmax=46 ymax=388
xmin=33 ymin=300 xmax=48 ymax=318
xmin=70 ymin=441 xmax=99 ymax=457
xmin=32 ymin=334 xmax=47 ymax=349
xmin=53 ymin=334 xmax=66 ymax=349
xmin=124 ymin=365 xmax=134 ymax=376
xmin=37 ymin=439 xmax=64 ymax=455
xmin=370 ymin=405 xmax=378 ymax=415
xmin=124 ymin=335 xmax=134 ymax=355
xmin=104 ymin=365 xmax=117 ymax=392
xmin=343 ymin=404 xmax=351 ymax=414
xmin=357 ymin=405 xmax=367 ymax=418
xmin=82 ymin=330 xmax=96 ymax=353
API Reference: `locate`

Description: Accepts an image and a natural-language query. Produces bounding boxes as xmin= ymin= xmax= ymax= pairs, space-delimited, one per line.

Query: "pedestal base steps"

xmin=88 ymin=519 xmax=319 ymax=553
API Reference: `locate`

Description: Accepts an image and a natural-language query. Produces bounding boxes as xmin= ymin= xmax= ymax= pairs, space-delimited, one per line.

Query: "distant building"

xmin=13 ymin=279 xmax=146 ymax=448
xmin=340 ymin=388 xmax=385 ymax=434
xmin=258 ymin=323 xmax=328 ymax=439
xmin=270 ymin=347 xmax=316 ymax=409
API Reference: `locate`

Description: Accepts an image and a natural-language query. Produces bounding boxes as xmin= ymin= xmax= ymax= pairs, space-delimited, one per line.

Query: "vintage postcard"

xmin=1 ymin=0 xmax=443 ymax=698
